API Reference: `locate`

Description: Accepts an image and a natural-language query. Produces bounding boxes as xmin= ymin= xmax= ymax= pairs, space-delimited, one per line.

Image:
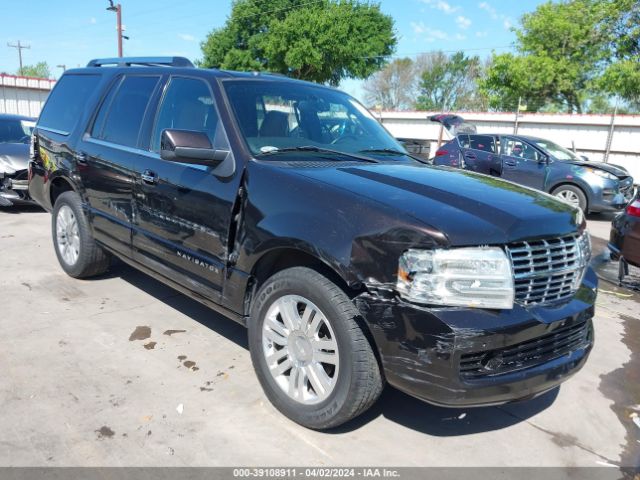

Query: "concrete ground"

xmin=0 ymin=206 xmax=638 ymax=468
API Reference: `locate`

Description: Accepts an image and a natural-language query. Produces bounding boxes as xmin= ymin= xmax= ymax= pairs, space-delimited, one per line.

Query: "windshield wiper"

xmin=257 ymin=146 xmax=379 ymax=163
xmin=359 ymin=148 xmax=429 ymax=164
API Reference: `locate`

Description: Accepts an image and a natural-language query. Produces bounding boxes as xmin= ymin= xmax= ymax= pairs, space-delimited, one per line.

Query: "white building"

xmin=0 ymin=74 xmax=55 ymax=118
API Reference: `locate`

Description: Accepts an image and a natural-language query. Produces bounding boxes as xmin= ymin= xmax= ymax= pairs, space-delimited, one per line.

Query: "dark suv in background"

xmin=431 ymin=114 xmax=634 ymax=213
xmin=29 ymin=57 xmax=597 ymax=429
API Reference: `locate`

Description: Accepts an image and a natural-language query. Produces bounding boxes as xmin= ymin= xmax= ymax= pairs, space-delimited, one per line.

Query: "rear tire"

xmin=552 ymin=184 xmax=587 ymax=212
xmin=248 ymin=267 xmax=383 ymax=430
xmin=52 ymin=191 xmax=110 ymax=278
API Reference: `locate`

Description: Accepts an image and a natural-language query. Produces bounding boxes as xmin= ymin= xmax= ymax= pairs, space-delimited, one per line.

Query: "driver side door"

xmin=133 ymin=75 xmax=240 ymax=304
xmin=499 ymin=136 xmax=547 ymax=189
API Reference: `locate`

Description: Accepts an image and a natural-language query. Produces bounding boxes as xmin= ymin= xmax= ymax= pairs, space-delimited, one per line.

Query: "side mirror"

xmin=580 ymin=155 xmax=589 ymax=162
xmin=538 ymin=154 xmax=549 ymax=164
xmin=160 ymin=129 xmax=229 ymax=166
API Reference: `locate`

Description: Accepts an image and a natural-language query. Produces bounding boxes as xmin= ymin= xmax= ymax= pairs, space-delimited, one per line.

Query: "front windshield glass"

xmin=223 ymin=80 xmax=405 ymax=157
xmin=0 ymin=118 xmax=34 ymax=144
xmin=530 ymin=139 xmax=579 ymax=161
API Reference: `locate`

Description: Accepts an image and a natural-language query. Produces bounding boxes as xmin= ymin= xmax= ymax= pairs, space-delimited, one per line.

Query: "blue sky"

xmin=0 ymin=0 xmax=543 ymax=101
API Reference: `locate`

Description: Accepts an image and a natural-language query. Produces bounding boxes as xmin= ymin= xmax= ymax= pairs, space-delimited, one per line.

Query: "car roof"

xmin=63 ymin=65 xmax=337 ymax=92
xmin=0 ymin=113 xmax=36 ymax=122
xmin=454 ymin=133 xmax=549 ymax=143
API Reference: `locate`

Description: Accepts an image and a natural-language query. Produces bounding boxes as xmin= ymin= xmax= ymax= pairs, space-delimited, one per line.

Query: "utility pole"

xmin=514 ymin=96 xmax=521 ymax=135
xmin=7 ymin=41 xmax=30 ymax=75
xmin=107 ymin=1 xmax=124 ymax=57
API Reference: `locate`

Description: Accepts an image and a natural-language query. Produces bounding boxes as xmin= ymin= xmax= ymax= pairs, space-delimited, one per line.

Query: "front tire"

xmin=552 ymin=185 xmax=587 ymax=212
xmin=248 ymin=267 xmax=383 ymax=430
xmin=52 ymin=191 xmax=110 ymax=278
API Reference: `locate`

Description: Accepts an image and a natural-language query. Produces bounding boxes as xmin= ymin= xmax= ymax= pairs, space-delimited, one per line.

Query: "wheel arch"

xmin=49 ymin=174 xmax=80 ymax=209
xmin=242 ymin=247 xmax=382 ymax=373
xmin=245 ymin=247 xmax=363 ymax=314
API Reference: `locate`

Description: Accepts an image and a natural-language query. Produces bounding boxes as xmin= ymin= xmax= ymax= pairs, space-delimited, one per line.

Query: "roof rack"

xmin=86 ymin=56 xmax=194 ymax=68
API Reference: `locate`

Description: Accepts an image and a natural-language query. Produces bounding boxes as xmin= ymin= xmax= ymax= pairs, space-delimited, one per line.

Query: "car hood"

xmin=565 ymin=160 xmax=630 ymax=178
xmin=0 ymin=143 xmax=29 ymax=172
xmin=291 ymin=162 xmax=583 ymax=246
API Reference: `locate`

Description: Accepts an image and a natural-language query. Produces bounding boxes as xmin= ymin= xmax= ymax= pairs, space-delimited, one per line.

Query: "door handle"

xmin=464 ymin=152 xmax=476 ymax=159
xmin=74 ymin=152 xmax=88 ymax=165
xmin=141 ymin=170 xmax=158 ymax=184
xmin=504 ymin=159 xmax=517 ymax=167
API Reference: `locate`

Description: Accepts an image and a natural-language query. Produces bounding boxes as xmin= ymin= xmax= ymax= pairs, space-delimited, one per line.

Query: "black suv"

xmin=29 ymin=57 xmax=597 ymax=429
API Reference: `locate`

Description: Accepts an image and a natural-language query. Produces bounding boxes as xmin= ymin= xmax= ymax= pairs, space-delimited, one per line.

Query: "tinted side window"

xmin=99 ymin=76 xmax=159 ymax=147
xmin=38 ymin=74 xmax=101 ymax=134
xmin=502 ymin=137 xmax=540 ymax=160
xmin=469 ymin=135 xmax=495 ymax=153
xmin=151 ymin=77 xmax=223 ymax=152
xmin=91 ymin=77 xmax=121 ymax=139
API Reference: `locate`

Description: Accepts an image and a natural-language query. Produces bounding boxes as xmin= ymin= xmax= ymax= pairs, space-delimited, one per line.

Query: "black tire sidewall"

xmin=248 ymin=269 xmax=357 ymax=429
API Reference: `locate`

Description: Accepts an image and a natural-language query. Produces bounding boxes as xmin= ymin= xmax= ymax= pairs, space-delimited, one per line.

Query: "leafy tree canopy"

xmin=19 ymin=62 xmax=51 ymax=78
xmin=201 ymin=0 xmax=396 ymax=85
xmin=482 ymin=0 xmax=640 ymax=113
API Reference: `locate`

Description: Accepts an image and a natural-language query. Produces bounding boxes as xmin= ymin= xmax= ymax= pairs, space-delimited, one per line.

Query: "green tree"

xmin=201 ymin=0 xmax=396 ymax=86
xmin=18 ymin=61 xmax=51 ymax=78
xmin=598 ymin=0 xmax=640 ymax=104
xmin=414 ymin=51 xmax=483 ymax=111
xmin=481 ymin=0 xmax=611 ymax=113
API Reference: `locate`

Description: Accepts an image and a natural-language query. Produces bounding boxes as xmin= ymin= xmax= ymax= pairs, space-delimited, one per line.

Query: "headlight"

xmin=397 ymin=247 xmax=514 ymax=309
xmin=589 ymin=168 xmax=617 ymax=180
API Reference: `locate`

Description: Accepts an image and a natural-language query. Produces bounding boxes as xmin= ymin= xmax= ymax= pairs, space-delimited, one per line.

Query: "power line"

xmin=7 ymin=40 xmax=30 ymax=75
xmin=360 ymin=45 xmax=516 ymax=59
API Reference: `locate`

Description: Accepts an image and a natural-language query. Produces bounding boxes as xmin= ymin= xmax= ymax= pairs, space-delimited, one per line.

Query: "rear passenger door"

xmin=77 ymin=75 xmax=161 ymax=257
xmin=133 ymin=75 xmax=240 ymax=304
xmin=460 ymin=134 xmax=499 ymax=175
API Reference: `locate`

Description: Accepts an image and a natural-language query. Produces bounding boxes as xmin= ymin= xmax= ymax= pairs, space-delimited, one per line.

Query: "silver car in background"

xmin=0 ymin=114 xmax=36 ymax=206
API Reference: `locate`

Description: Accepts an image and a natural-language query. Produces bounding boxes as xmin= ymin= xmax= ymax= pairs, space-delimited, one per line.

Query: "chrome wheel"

xmin=56 ymin=205 xmax=80 ymax=266
xmin=555 ymin=189 xmax=581 ymax=208
xmin=262 ymin=295 xmax=339 ymax=405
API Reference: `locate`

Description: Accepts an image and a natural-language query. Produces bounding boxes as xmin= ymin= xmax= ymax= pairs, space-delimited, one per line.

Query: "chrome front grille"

xmin=506 ymin=233 xmax=590 ymax=306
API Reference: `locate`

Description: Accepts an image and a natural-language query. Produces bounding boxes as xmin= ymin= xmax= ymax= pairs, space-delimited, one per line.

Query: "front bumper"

xmin=589 ymin=177 xmax=635 ymax=212
xmin=0 ymin=170 xmax=32 ymax=206
xmin=355 ymin=267 xmax=597 ymax=407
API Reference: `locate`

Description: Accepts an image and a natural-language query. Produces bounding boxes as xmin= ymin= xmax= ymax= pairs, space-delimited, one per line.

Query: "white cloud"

xmin=410 ymin=21 xmax=426 ymax=35
xmin=475 ymin=31 xmax=488 ymax=37
xmin=455 ymin=33 xmax=467 ymax=40
xmin=478 ymin=1 xmax=498 ymax=19
xmin=479 ymin=2 xmax=513 ymax=30
xmin=411 ymin=22 xmax=450 ymax=42
xmin=89 ymin=17 xmax=97 ymax=24
xmin=178 ymin=33 xmax=196 ymax=42
xmin=455 ymin=15 xmax=471 ymax=29
xmin=421 ymin=0 xmax=460 ymax=14
xmin=425 ymin=28 xmax=449 ymax=42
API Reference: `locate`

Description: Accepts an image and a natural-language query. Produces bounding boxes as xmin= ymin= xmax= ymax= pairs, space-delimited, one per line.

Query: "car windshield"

xmin=223 ymin=80 xmax=406 ymax=158
xmin=529 ymin=138 xmax=579 ymax=161
xmin=0 ymin=118 xmax=34 ymax=144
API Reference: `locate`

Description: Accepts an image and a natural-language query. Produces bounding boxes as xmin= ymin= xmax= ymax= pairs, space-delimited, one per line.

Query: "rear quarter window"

xmin=37 ymin=74 xmax=101 ymax=135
